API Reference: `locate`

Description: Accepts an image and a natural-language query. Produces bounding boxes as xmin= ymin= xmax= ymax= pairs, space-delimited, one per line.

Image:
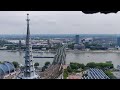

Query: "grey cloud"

xmin=0 ymin=11 xmax=120 ymax=34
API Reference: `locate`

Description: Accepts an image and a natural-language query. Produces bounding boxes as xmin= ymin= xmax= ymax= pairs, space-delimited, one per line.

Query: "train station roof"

xmin=0 ymin=61 xmax=15 ymax=76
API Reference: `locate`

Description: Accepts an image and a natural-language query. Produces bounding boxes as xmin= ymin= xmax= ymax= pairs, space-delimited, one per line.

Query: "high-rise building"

xmin=47 ymin=39 xmax=50 ymax=45
xmin=117 ymin=37 xmax=120 ymax=47
xmin=17 ymin=14 xmax=39 ymax=79
xmin=18 ymin=39 xmax=21 ymax=51
xmin=75 ymin=35 xmax=80 ymax=44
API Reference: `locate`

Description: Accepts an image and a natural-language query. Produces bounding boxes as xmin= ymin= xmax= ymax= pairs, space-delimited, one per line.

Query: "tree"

xmin=42 ymin=66 xmax=46 ymax=71
xmin=20 ymin=66 xmax=25 ymax=71
xmin=42 ymin=61 xmax=51 ymax=71
xmin=85 ymin=62 xmax=114 ymax=70
xmin=63 ymin=69 xmax=68 ymax=79
xmin=86 ymin=62 xmax=96 ymax=68
xmin=68 ymin=43 xmax=74 ymax=49
xmin=45 ymin=62 xmax=50 ymax=67
xmin=12 ymin=61 xmax=19 ymax=68
xmin=70 ymin=62 xmax=79 ymax=70
xmin=78 ymin=63 xmax=85 ymax=69
xmin=69 ymin=62 xmax=85 ymax=70
xmin=96 ymin=63 xmax=114 ymax=69
xmin=0 ymin=61 xmax=1 ymax=64
xmin=67 ymin=66 xmax=72 ymax=73
xmin=34 ymin=62 xmax=39 ymax=67
xmin=104 ymin=70 xmax=116 ymax=79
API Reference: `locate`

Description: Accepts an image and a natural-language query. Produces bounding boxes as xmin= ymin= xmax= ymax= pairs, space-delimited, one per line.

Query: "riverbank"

xmin=1 ymin=49 xmax=120 ymax=53
xmin=66 ymin=50 xmax=120 ymax=53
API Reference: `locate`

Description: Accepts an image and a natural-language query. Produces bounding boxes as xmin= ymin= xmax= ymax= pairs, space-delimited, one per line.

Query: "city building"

xmin=0 ymin=46 xmax=7 ymax=50
xmin=117 ymin=65 xmax=120 ymax=71
xmin=47 ymin=39 xmax=50 ymax=45
xmin=74 ymin=43 xmax=85 ymax=50
xmin=17 ymin=14 xmax=39 ymax=79
xmin=117 ymin=37 xmax=120 ymax=47
xmin=75 ymin=35 xmax=80 ymax=44
xmin=81 ymin=38 xmax=93 ymax=44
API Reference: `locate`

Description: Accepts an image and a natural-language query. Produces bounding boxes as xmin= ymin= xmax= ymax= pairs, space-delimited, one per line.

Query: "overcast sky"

xmin=0 ymin=11 xmax=120 ymax=34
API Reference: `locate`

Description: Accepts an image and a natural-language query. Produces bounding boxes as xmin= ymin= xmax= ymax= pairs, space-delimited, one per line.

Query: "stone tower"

xmin=18 ymin=14 xmax=39 ymax=79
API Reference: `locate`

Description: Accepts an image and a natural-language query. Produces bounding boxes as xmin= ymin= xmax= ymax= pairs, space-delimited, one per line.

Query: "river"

xmin=0 ymin=50 xmax=120 ymax=68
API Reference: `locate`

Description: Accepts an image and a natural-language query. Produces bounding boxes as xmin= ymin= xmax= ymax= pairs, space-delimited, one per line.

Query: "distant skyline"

xmin=0 ymin=11 xmax=120 ymax=34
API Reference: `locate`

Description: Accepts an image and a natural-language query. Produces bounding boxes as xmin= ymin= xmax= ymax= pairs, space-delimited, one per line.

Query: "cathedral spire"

xmin=26 ymin=14 xmax=30 ymax=46
xmin=17 ymin=14 xmax=39 ymax=79
xmin=23 ymin=14 xmax=39 ymax=79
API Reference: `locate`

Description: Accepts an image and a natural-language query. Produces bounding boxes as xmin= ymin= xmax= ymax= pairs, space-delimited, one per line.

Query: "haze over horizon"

xmin=0 ymin=11 xmax=120 ymax=35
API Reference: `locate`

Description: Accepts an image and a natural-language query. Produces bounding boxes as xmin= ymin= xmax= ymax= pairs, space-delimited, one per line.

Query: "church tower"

xmin=18 ymin=14 xmax=39 ymax=79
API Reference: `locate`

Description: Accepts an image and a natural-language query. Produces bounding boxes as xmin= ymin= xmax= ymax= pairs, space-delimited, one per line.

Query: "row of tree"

xmin=0 ymin=61 xmax=41 ymax=69
xmin=0 ymin=61 xmax=113 ymax=71
xmin=86 ymin=62 xmax=113 ymax=69
xmin=11 ymin=61 xmax=51 ymax=72
xmin=66 ymin=62 xmax=114 ymax=73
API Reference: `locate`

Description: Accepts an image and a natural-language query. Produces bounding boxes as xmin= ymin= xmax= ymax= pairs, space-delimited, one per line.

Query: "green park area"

xmin=63 ymin=62 xmax=115 ymax=79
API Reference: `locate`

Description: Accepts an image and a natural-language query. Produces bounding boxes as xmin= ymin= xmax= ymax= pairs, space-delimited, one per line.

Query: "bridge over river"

xmin=38 ymin=43 xmax=69 ymax=79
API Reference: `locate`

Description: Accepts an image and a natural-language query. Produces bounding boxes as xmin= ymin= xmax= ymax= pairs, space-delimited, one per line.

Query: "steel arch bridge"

xmin=38 ymin=43 xmax=70 ymax=79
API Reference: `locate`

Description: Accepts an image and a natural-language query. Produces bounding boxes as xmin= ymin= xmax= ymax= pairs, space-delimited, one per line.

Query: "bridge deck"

xmin=38 ymin=64 xmax=63 ymax=79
